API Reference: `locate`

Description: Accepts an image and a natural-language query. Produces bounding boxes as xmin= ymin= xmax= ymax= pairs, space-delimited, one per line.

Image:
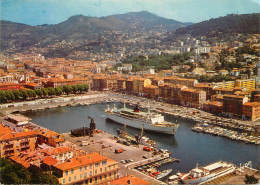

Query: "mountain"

xmin=0 ymin=11 xmax=190 ymax=52
xmin=110 ymin=11 xmax=188 ymax=31
xmin=175 ymin=13 xmax=260 ymax=37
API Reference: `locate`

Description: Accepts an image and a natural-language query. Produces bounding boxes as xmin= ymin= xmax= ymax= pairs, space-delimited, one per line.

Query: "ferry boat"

xmin=181 ymin=161 xmax=236 ymax=184
xmin=105 ymin=102 xmax=179 ymax=135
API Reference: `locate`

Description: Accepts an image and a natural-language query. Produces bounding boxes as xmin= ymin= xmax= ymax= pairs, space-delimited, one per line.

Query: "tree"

xmin=0 ymin=158 xmax=31 ymax=184
xmin=244 ymin=174 xmax=259 ymax=184
xmin=35 ymin=89 xmax=43 ymax=98
xmin=27 ymin=90 xmax=36 ymax=99
xmin=63 ymin=85 xmax=73 ymax=95
xmin=13 ymin=90 xmax=21 ymax=100
xmin=72 ymin=85 xmax=78 ymax=94
xmin=31 ymin=173 xmax=59 ymax=184
xmin=0 ymin=91 xmax=7 ymax=103
xmin=82 ymin=84 xmax=89 ymax=92
xmin=20 ymin=90 xmax=29 ymax=100
xmin=47 ymin=87 xmax=56 ymax=97
xmin=42 ymin=88 xmax=48 ymax=97
xmin=77 ymin=84 xmax=84 ymax=93
xmin=4 ymin=91 xmax=15 ymax=101
xmin=55 ymin=87 xmax=63 ymax=96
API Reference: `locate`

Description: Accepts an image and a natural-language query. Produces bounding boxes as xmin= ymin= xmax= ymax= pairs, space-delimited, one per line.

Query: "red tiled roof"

xmin=42 ymin=156 xmax=59 ymax=166
xmin=105 ymin=175 xmax=151 ymax=185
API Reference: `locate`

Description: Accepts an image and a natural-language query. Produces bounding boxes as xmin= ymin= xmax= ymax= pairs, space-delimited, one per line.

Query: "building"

xmin=180 ymin=88 xmax=206 ymax=108
xmin=143 ymin=85 xmax=159 ymax=99
xmin=222 ymin=94 xmax=248 ymax=117
xmin=242 ymin=102 xmax=260 ymax=121
xmin=0 ymin=123 xmax=38 ymax=158
xmin=235 ymin=79 xmax=255 ymax=90
xmin=0 ymin=83 xmax=20 ymax=90
xmin=51 ymin=152 xmax=119 ymax=185
xmin=102 ymin=175 xmax=151 ymax=185
xmin=125 ymin=79 xmax=134 ymax=93
xmin=46 ymin=78 xmax=89 ymax=88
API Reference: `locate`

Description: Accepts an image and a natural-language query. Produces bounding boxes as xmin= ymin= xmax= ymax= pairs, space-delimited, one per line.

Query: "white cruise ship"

xmin=181 ymin=161 xmax=236 ymax=184
xmin=105 ymin=103 xmax=179 ymax=135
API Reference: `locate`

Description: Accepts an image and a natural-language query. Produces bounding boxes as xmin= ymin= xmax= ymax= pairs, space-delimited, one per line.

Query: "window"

xmin=63 ymin=179 xmax=65 ymax=184
xmin=114 ymin=171 xmax=116 ymax=178
xmin=104 ymin=174 xmax=107 ymax=179
xmin=71 ymin=169 xmax=74 ymax=174
xmin=69 ymin=177 xmax=71 ymax=182
xmin=102 ymin=161 xmax=107 ymax=166
xmin=80 ymin=167 xmax=82 ymax=172
xmin=95 ymin=170 xmax=97 ymax=175
xmin=100 ymin=168 xmax=102 ymax=173
xmin=80 ymin=174 xmax=82 ymax=179
xmin=95 ymin=177 xmax=97 ymax=183
xmin=74 ymin=175 xmax=77 ymax=181
xmin=105 ymin=167 xmax=107 ymax=171
xmin=109 ymin=173 xmax=111 ymax=177
xmin=113 ymin=164 xmax=115 ymax=168
xmin=65 ymin=170 xmax=68 ymax=176
xmin=84 ymin=173 xmax=87 ymax=177
xmin=90 ymin=178 xmax=92 ymax=183
xmin=95 ymin=163 xmax=99 ymax=167
xmin=90 ymin=171 xmax=92 ymax=176
xmin=90 ymin=164 xmax=92 ymax=169
xmin=85 ymin=166 xmax=87 ymax=170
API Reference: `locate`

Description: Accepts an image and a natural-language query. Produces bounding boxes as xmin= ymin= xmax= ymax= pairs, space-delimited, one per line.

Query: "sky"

xmin=1 ymin=0 xmax=259 ymax=25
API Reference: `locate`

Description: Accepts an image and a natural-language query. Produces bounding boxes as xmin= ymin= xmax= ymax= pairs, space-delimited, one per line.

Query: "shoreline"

xmin=0 ymin=92 xmax=259 ymax=138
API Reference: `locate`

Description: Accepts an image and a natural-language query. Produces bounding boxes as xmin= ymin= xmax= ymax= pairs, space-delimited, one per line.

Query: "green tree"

xmin=0 ymin=91 xmax=7 ymax=103
xmin=32 ymin=173 xmax=59 ymax=184
xmin=63 ymin=85 xmax=73 ymax=95
xmin=20 ymin=90 xmax=29 ymax=100
xmin=82 ymin=84 xmax=89 ymax=92
xmin=0 ymin=158 xmax=31 ymax=184
xmin=72 ymin=85 xmax=78 ymax=94
xmin=13 ymin=90 xmax=21 ymax=100
xmin=55 ymin=87 xmax=63 ymax=96
xmin=77 ymin=84 xmax=84 ymax=93
xmin=244 ymin=174 xmax=259 ymax=184
xmin=42 ymin=88 xmax=48 ymax=97
xmin=47 ymin=87 xmax=56 ymax=97
xmin=27 ymin=90 xmax=36 ymax=99
xmin=4 ymin=91 xmax=15 ymax=101
xmin=35 ymin=89 xmax=43 ymax=98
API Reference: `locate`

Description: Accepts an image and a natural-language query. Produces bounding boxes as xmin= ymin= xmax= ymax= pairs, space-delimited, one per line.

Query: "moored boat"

xmin=105 ymin=102 xmax=179 ymax=135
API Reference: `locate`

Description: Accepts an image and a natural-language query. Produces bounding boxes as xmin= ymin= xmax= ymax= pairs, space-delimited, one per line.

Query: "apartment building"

xmin=0 ymin=123 xmax=38 ymax=158
xmin=180 ymin=89 xmax=206 ymax=108
xmin=242 ymin=102 xmax=260 ymax=121
xmin=51 ymin=152 xmax=119 ymax=185
xmin=222 ymin=94 xmax=248 ymax=117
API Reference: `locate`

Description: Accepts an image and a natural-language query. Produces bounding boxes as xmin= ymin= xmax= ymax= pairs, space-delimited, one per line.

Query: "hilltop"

xmin=174 ymin=13 xmax=260 ymax=37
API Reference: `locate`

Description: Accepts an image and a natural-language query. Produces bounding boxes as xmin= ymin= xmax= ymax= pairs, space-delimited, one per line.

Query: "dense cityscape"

xmin=0 ymin=1 xmax=259 ymax=184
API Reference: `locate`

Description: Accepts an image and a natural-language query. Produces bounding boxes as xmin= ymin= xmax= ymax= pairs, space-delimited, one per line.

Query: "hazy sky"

xmin=1 ymin=0 xmax=259 ymax=25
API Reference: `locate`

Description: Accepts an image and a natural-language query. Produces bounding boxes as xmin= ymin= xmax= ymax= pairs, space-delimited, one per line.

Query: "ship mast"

xmin=148 ymin=100 xmax=151 ymax=118
xmin=141 ymin=124 xmax=144 ymax=137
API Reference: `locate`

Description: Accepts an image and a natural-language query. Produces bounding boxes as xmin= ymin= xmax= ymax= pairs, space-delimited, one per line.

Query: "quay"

xmin=0 ymin=91 xmax=259 ymax=144
xmin=62 ymin=131 xmax=168 ymax=184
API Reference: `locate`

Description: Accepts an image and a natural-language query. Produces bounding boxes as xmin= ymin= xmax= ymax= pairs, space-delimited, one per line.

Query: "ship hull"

xmin=106 ymin=113 xmax=178 ymax=135
xmin=182 ymin=166 xmax=236 ymax=184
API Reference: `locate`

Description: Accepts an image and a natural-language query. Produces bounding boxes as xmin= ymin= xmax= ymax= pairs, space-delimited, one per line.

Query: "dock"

xmin=62 ymin=131 xmax=169 ymax=184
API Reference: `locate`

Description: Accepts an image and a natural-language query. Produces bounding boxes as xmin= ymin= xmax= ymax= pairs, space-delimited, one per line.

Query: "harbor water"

xmin=24 ymin=102 xmax=260 ymax=173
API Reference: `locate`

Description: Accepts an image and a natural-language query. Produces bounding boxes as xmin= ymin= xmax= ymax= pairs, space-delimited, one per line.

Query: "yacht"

xmin=181 ymin=161 xmax=236 ymax=184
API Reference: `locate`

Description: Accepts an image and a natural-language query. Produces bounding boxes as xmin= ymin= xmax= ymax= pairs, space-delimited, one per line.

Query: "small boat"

xmin=167 ymin=174 xmax=181 ymax=184
xmin=155 ymin=169 xmax=172 ymax=179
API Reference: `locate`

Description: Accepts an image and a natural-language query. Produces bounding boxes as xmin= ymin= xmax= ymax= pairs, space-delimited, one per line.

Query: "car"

xmin=129 ymin=159 xmax=133 ymax=162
